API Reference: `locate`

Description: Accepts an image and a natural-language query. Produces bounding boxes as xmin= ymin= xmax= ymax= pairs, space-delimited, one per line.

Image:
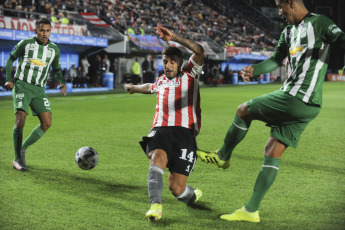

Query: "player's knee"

xmin=237 ymin=103 xmax=253 ymax=122
xmin=41 ymin=120 xmax=52 ymax=131
xmin=168 ymin=183 xmax=184 ymax=197
xmin=237 ymin=103 xmax=247 ymax=118
xmin=149 ymin=150 xmax=167 ymax=167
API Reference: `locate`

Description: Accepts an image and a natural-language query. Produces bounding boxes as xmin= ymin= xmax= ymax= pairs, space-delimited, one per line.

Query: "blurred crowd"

xmin=0 ymin=0 xmax=276 ymax=50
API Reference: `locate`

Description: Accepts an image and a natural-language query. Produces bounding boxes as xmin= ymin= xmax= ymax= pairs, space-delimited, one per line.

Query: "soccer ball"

xmin=75 ymin=147 xmax=98 ymax=170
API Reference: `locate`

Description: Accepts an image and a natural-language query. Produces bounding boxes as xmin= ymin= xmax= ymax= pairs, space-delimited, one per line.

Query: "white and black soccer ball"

xmin=75 ymin=147 xmax=98 ymax=170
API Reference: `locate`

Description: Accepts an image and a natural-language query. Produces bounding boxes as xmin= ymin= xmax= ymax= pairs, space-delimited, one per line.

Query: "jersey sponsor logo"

xmin=29 ymin=59 xmax=47 ymax=67
xmin=328 ymin=24 xmax=341 ymax=34
xmin=158 ymin=79 xmax=181 ymax=89
xmin=289 ymin=46 xmax=304 ymax=56
xmin=16 ymin=93 xmax=25 ymax=99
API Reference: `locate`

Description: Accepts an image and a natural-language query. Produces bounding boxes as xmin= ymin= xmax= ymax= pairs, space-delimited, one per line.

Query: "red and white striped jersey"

xmin=150 ymin=57 xmax=203 ymax=134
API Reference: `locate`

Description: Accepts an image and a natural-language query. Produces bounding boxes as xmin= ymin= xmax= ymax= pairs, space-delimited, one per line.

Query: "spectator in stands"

xmin=38 ymin=1 xmax=47 ymax=14
xmin=131 ymin=58 xmax=141 ymax=85
xmin=110 ymin=58 xmax=118 ymax=87
xmin=92 ymin=54 xmax=102 ymax=87
xmin=142 ymin=54 xmax=155 ymax=83
xmin=81 ymin=55 xmax=90 ymax=79
xmin=59 ymin=12 xmax=69 ymax=24
xmin=28 ymin=5 xmax=38 ymax=19
xmin=76 ymin=66 xmax=87 ymax=88
xmin=50 ymin=8 xmax=59 ymax=23
xmin=68 ymin=64 xmax=77 ymax=87
xmin=67 ymin=13 xmax=74 ymax=24
xmin=103 ymin=54 xmax=110 ymax=73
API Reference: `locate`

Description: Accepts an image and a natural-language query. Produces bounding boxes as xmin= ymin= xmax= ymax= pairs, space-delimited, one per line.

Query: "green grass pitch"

xmin=0 ymin=82 xmax=344 ymax=229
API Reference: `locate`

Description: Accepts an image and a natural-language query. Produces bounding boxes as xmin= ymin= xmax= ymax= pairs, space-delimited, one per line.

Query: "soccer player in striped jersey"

xmin=197 ymin=0 xmax=345 ymax=223
xmin=4 ymin=18 xmax=66 ymax=171
xmin=125 ymin=26 xmax=204 ymax=221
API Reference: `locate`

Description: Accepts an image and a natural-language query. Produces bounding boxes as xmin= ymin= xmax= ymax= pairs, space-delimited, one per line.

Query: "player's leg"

xmin=221 ymin=137 xmax=285 ymax=222
xmin=22 ymin=112 xmax=51 ymax=151
xmin=168 ymin=172 xmax=202 ymax=205
xmin=218 ymin=103 xmax=253 ymax=159
xmin=12 ymin=110 xmax=27 ymax=170
xmin=22 ymin=92 xmax=52 ymax=153
xmin=12 ymin=81 xmax=31 ymax=171
xmin=145 ymin=149 xmax=167 ymax=221
xmin=197 ymin=103 xmax=253 ymax=169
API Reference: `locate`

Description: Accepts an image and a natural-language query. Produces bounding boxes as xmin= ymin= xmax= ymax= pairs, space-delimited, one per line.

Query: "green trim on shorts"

xmin=12 ymin=80 xmax=52 ymax=116
xmin=246 ymin=90 xmax=320 ymax=148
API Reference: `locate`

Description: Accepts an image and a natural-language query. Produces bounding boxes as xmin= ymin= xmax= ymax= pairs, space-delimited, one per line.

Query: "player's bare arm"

xmin=154 ymin=26 xmax=204 ymax=66
xmin=125 ymin=83 xmax=152 ymax=94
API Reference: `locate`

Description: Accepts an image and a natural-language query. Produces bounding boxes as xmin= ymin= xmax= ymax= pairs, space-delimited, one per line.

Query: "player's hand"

xmin=154 ymin=26 xmax=175 ymax=42
xmin=241 ymin=66 xmax=254 ymax=83
xmin=124 ymin=83 xmax=134 ymax=94
xmin=4 ymin=81 xmax=14 ymax=90
xmin=60 ymin=83 xmax=67 ymax=96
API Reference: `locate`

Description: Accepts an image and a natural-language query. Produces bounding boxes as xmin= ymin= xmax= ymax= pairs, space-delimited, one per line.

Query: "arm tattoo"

xmin=173 ymin=35 xmax=203 ymax=55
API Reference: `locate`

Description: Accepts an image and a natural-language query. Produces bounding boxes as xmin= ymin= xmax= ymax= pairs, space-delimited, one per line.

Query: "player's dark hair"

xmin=162 ymin=46 xmax=183 ymax=60
xmin=36 ymin=18 xmax=51 ymax=27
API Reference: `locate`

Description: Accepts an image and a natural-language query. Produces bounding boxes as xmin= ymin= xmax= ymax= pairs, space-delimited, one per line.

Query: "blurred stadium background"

xmin=0 ymin=0 xmax=344 ymax=95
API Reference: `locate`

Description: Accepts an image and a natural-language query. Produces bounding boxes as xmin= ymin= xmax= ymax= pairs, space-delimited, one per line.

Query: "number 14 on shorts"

xmin=179 ymin=149 xmax=194 ymax=172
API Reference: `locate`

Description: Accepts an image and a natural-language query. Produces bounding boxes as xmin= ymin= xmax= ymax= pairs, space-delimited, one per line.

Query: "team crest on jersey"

xmin=29 ymin=59 xmax=47 ymax=67
xmin=299 ymin=25 xmax=307 ymax=38
xmin=46 ymin=49 xmax=53 ymax=58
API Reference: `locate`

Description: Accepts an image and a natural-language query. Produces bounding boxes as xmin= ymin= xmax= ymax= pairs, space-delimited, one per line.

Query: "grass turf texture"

xmin=0 ymin=82 xmax=344 ymax=229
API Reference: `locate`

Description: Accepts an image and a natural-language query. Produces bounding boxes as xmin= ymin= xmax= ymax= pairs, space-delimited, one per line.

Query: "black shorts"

xmin=139 ymin=126 xmax=197 ymax=176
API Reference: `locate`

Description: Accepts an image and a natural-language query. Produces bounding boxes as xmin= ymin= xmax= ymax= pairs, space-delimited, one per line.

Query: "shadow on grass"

xmin=188 ymin=202 xmax=213 ymax=211
xmin=24 ymin=165 xmax=146 ymax=203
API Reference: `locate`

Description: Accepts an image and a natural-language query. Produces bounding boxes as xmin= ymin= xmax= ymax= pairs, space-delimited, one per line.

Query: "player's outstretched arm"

xmin=125 ymin=83 xmax=152 ymax=94
xmin=154 ymin=26 xmax=204 ymax=66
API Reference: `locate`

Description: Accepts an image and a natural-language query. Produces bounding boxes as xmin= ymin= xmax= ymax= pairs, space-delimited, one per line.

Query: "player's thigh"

xmin=30 ymin=93 xmax=52 ymax=116
xmin=270 ymin=121 xmax=309 ymax=148
xmin=12 ymin=81 xmax=32 ymax=115
xmin=169 ymin=128 xmax=197 ymax=176
xmin=246 ymin=90 xmax=320 ymax=124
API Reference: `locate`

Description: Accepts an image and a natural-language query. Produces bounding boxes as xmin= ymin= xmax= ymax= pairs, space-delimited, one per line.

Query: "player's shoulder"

xmin=48 ymin=40 xmax=61 ymax=52
xmin=307 ymin=13 xmax=334 ymax=25
xmin=17 ymin=37 xmax=35 ymax=46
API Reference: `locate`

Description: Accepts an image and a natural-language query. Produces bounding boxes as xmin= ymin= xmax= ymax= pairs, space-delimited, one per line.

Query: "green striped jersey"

xmin=10 ymin=37 xmax=61 ymax=87
xmin=276 ymin=13 xmax=345 ymax=105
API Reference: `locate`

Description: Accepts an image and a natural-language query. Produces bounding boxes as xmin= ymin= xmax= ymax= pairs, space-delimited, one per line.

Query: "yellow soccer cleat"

xmin=145 ymin=203 xmax=162 ymax=221
xmin=194 ymin=189 xmax=203 ymax=203
xmin=220 ymin=206 xmax=260 ymax=223
xmin=196 ymin=149 xmax=230 ymax=169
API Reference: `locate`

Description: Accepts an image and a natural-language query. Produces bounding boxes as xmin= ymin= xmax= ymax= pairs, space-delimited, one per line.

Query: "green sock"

xmin=13 ymin=128 xmax=23 ymax=159
xmin=218 ymin=114 xmax=250 ymax=160
xmin=245 ymin=156 xmax=281 ymax=212
xmin=22 ymin=125 xmax=45 ymax=150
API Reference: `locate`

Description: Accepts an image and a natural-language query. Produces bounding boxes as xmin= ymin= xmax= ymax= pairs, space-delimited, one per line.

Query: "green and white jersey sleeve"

xmin=277 ymin=13 xmax=345 ymax=106
xmin=11 ymin=37 xmax=61 ymax=88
